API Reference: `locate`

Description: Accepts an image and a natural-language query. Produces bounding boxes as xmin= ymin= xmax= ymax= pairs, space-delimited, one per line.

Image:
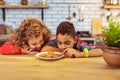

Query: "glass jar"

xmin=105 ymin=0 xmax=111 ymax=4
xmin=41 ymin=0 xmax=46 ymax=5
xmin=21 ymin=0 xmax=28 ymax=5
xmin=0 ymin=0 xmax=5 ymax=5
xmin=111 ymin=0 xmax=119 ymax=5
xmin=118 ymin=0 xmax=120 ymax=4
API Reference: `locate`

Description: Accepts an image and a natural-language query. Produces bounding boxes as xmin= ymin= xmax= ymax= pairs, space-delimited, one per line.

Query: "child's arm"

xmin=87 ymin=48 xmax=103 ymax=57
xmin=41 ymin=45 xmax=61 ymax=52
xmin=63 ymin=48 xmax=103 ymax=58
xmin=0 ymin=42 xmax=24 ymax=55
xmin=72 ymin=39 xmax=103 ymax=57
xmin=41 ymin=45 xmax=103 ymax=58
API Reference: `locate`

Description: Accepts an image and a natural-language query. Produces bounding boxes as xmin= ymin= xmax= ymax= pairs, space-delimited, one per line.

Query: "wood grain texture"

xmin=0 ymin=54 xmax=120 ymax=80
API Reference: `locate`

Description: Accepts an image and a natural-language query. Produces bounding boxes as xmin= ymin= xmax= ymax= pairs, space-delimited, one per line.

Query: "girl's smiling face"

xmin=57 ymin=34 xmax=76 ymax=51
xmin=28 ymin=35 xmax=44 ymax=51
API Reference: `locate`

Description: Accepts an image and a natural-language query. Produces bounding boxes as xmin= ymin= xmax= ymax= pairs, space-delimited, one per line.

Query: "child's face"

xmin=57 ymin=34 xmax=76 ymax=51
xmin=28 ymin=36 xmax=44 ymax=51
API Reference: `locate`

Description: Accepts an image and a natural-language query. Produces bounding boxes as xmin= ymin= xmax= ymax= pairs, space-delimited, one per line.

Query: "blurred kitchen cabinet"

xmin=91 ymin=18 xmax=102 ymax=37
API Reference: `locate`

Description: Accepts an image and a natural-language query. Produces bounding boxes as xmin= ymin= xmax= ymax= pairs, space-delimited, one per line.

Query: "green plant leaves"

xmin=102 ymin=18 xmax=120 ymax=48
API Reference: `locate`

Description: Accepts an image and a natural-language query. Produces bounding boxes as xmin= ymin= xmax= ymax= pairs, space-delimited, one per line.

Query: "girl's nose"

xmin=36 ymin=44 xmax=41 ymax=48
xmin=61 ymin=44 xmax=66 ymax=49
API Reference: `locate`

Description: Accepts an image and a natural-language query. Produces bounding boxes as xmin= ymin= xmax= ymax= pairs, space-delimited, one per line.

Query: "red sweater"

xmin=0 ymin=42 xmax=24 ymax=55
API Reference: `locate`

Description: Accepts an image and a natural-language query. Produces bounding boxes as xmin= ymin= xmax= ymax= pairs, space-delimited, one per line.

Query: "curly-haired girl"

xmin=0 ymin=18 xmax=51 ymax=55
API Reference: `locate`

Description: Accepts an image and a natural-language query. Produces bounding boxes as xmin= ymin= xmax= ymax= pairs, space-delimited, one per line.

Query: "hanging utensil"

xmin=78 ymin=14 xmax=84 ymax=22
xmin=81 ymin=11 xmax=84 ymax=22
xmin=78 ymin=5 xmax=84 ymax=22
xmin=78 ymin=6 xmax=81 ymax=22
xmin=73 ymin=5 xmax=76 ymax=18
xmin=66 ymin=4 xmax=71 ymax=20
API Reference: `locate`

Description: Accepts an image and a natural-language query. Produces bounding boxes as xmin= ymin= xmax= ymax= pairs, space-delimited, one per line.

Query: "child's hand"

xmin=62 ymin=48 xmax=79 ymax=58
xmin=24 ymin=48 xmax=34 ymax=54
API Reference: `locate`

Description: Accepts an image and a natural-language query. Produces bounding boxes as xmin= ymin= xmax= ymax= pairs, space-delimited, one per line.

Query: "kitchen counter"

xmin=0 ymin=34 xmax=9 ymax=41
xmin=0 ymin=54 xmax=119 ymax=80
xmin=0 ymin=35 xmax=10 ymax=46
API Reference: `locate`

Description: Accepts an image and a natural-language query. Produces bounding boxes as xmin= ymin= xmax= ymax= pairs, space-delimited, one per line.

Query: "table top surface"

xmin=0 ymin=54 xmax=120 ymax=80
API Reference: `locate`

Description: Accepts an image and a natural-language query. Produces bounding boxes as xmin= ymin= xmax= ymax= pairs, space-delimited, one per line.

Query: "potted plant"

xmin=102 ymin=18 xmax=120 ymax=67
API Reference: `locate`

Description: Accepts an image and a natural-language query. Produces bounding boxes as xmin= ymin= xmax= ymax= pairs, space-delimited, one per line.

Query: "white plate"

xmin=35 ymin=52 xmax=64 ymax=61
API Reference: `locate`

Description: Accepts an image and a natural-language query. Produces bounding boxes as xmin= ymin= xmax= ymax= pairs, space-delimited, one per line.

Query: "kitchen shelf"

xmin=0 ymin=5 xmax=49 ymax=21
xmin=102 ymin=4 xmax=120 ymax=9
xmin=0 ymin=5 xmax=49 ymax=9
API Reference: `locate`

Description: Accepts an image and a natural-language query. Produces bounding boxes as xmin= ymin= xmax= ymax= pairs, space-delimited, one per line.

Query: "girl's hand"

xmin=62 ymin=48 xmax=79 ymax=58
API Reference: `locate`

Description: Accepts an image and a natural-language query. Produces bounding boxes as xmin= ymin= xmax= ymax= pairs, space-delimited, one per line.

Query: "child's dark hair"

xmin=56 ymin=21 xmax=76 ymax=38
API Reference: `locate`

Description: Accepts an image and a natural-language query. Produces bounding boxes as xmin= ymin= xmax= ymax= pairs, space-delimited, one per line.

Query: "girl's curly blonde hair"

xmin=10 ymin=18 xmax=51 ymax=49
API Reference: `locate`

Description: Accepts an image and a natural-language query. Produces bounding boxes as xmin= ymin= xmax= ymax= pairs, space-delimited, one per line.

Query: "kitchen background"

xmin=0 ymin=0 xmax=120 ymax=35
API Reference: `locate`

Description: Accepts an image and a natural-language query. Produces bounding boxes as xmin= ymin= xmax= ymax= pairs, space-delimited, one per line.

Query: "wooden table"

xmin=0 ymin=54 xmax=120 ymax=80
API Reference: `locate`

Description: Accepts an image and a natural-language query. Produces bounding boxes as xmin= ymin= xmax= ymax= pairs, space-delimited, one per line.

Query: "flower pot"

xmin=103 ymin=46 xmax=120 ymax=67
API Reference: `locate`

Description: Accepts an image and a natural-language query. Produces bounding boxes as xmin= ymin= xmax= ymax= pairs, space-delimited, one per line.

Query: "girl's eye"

xmin=65 ymin=42 xmax=70 ymax=45
xmin=58 ymin=42 xmax=62 ymax=45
